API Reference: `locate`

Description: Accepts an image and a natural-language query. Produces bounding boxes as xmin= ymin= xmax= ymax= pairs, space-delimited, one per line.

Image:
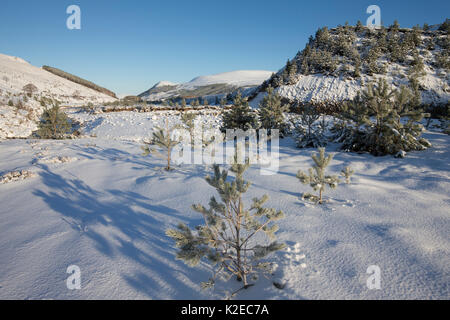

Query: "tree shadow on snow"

xmin=32 ymin=164 xmax=210 ymax=299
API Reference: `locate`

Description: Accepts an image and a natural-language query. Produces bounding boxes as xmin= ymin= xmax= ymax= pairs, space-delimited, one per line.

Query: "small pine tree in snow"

xmin=296 ymin=148 xmax=340 ymax=204
xmin=221 ymin=92 xmax=259 ymax=132
xmin=258 ymin=86 xmax=290 ymax=136
xmin=142 ymin=119 xmax=181 ymax=171
xmin=37 ymin=101 xmax=71 ymax=139
xmin=341 ymin=166 xmax=354 ymax=184
xmin=166 ymin=158 xmax=285 ymax=290
xmin=180 ymin=111 xmax=197 ymax=140
xmin=181 ymin=98 xmax=187 ymax=109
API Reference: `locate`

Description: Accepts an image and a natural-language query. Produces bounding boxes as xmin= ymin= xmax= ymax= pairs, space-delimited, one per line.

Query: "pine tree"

xmin=258 ymin=86 xmax=289 ymax=136
xmin=341 ymin=79 xmax=431 ymax=155
xmin=341 ymin=166 xmax=354 ymax=184
xmin=292 ymin=104 xmax=327 ymax=148
xmin=181 ymin=98 xmax=187 ymax=109
xmin=37 ymin=101 xmax=71 ymax=139
xmin=356 ymin=20 xmax=364 ymax=32
xmin=409 ymin=50 xmax=425 ymax=78
xmin=221 ymin=92 xmax=259 ymax=132
xmin=142 ymin=119 xmax=181 ymax=171
xmin=166 ymin=159 xmax=285 ymax=290
xmin=296 ymin=148 xmax=340 ymax=204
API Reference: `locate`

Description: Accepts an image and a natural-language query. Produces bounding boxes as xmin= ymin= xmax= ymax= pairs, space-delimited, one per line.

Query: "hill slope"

xmin=42 ymin=65 xmax=117 ymax=98
xmin=0 ymin=53 xmax=117 ymax=104
xmin=0 ymin=53 xmax=117 ymax=139
xmin=254 ymin=20 xmax=449 ymax=107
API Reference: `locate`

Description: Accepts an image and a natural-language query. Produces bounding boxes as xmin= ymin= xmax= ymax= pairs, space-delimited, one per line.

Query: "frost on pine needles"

xmin=297 ymin=148 xmax=340 ymax=204
xmin=166 ymin=160 xmax=285 ymax=291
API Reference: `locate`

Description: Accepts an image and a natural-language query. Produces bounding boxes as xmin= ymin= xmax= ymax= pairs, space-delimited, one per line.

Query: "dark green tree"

xmin=37 ymin=101 xmax=71 ymax=139
xmin=221 ymin=92 xmax=259 ymax=132
xmin=258 ymin=86 xmax=289 ymax=135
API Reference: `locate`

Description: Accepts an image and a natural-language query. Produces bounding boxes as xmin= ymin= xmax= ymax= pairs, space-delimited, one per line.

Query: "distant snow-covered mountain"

xmin=139 ymin=70 xmax=273 ymax=102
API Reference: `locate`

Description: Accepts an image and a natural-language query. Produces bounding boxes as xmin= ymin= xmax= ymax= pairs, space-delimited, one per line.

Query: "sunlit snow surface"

xmin=0 ymin=111 xmax=449 ymax=299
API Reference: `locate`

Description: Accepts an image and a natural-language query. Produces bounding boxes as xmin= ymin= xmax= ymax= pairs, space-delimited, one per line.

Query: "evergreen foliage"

xmin=292 ymin=105 xmax=327 ymax=148
xmin=142 ymin=119 xmax=181 ymax=170
xmin=221 ymin=92 xmax=259 ymax=132
xmin=37 ymin=101 xmax=71 ymax=139
xmin=166 ymin=159 xmax=285 ymax=289
xmin=258 ymin=86 xmax=289 ymax=136
xmin=340 ymin=79 xmax=431 ymax=156
xmin=341 ymin=166 xmax=354 ymax=184
xmin=296 ymin=148 xmax=340 ymax=204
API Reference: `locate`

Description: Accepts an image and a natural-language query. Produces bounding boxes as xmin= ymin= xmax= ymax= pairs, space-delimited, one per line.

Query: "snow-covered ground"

xmin=0 ymin=111 xmax=449 ymax=299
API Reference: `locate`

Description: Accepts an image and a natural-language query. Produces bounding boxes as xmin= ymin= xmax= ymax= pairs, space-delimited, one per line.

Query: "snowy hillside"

xmin=0 ymin=53 xmax=117 ymax=139
xmin=257 ymin=22 xmax=449 ymax=106
xmin=140 ymin=70 xmax=273 ymax=102
xmin=0 ymin=53 xmax=117 ymax=105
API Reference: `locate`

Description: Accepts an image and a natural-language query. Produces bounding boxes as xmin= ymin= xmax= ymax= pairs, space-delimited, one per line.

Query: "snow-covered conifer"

xmin=296 ymin=148 xmax=340 ymax=204
xmin=166 ymin=158 xmax=285 ymax=290
xmin=37 ymin=100 xmax=71 ymax=139
xmin=258 ymin=86 xmax=289 ymax=136
xmin=142 ymin=119 xmax=180 ymax=171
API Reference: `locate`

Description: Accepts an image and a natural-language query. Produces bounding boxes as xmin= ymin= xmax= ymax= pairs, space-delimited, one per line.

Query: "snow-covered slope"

xmin=258 ymin=24 xmax=449 ymax=106
xmin=0 ymin=53 xmax=118 ymax=139
xmin=0 ymin=53 xmax=117 ymax=105
xmin=140 ymin=70 xmax=273 ymax=101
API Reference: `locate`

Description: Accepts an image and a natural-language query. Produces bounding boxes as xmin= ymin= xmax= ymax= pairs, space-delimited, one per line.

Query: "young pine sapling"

xmin=166 ymin=159 xmax=285 ymax=291
xmin=297 ymin=148 xmax=340 ymax=204
xmin=341 ymin=166 xmax=354 ymax=184
xmin=142 ymin=119 xmax=181 ymax=171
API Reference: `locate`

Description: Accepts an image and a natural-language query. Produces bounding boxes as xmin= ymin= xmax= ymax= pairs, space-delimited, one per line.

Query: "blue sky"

xmin=0 ymin=0 xmax=448 ymax=95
